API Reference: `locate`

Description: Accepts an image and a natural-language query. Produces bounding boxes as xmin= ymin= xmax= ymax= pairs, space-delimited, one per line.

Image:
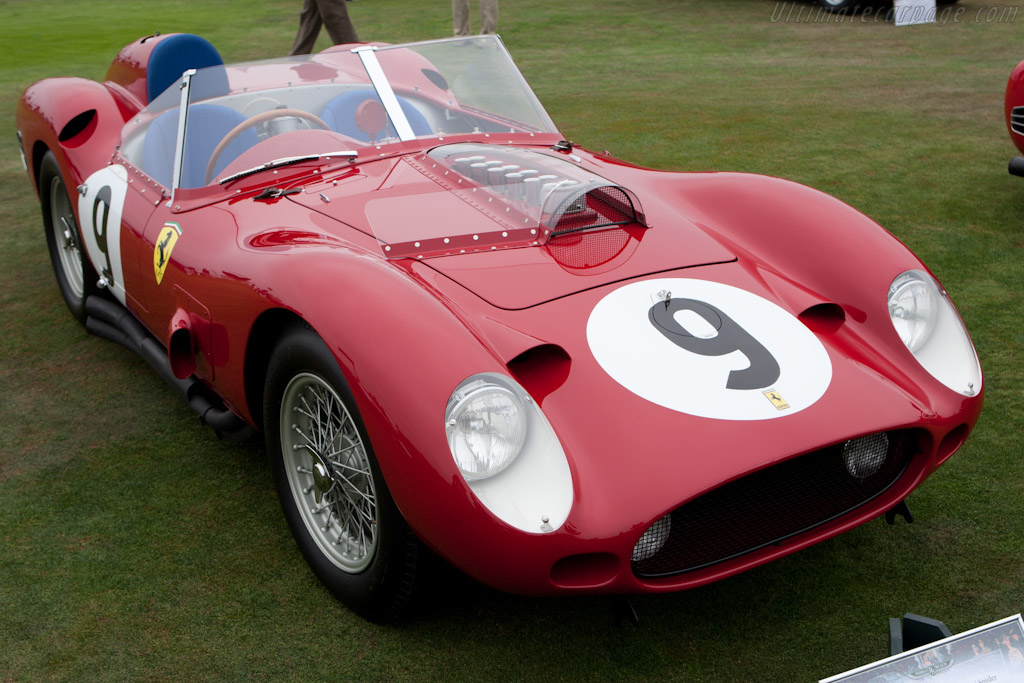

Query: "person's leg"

xmin=289 ymin=0 xmax=323 ymax=55
xmin=479 ymin=0 xmax=498 ymax=34
xmin=452 ymin=0 xmax=471 ymax=36
xmin=317 ymin=0 xmax=360 ymax=46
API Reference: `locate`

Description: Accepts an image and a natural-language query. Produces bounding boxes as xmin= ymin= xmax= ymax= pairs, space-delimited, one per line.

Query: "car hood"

xmin=420 ymin=217 xmax=736 ymax=310
xmin=289 ymin=143 xmax=736 ymax=309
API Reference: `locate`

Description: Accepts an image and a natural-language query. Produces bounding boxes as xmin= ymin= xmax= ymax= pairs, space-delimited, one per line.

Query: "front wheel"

xmin=264 ymin=325 xmax=418 ymax=622
xmin=39 ymin=151 xmax=97 ymax=324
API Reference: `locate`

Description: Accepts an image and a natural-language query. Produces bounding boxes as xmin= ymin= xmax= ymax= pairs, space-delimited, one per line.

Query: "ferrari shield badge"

xmin=154 ymin=222 xmax=182 ymax=285
xmin=763 ymin=389 xmax=790 ymax=411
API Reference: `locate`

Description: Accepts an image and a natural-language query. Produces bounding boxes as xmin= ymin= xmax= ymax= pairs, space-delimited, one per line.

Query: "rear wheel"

xmin=39 ymin=151 xmax=96 ymax=324
xmin=264 ymin=325 xmax=418 ymax=622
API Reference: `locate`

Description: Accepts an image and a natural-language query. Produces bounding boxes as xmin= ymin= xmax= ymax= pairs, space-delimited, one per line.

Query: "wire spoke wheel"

xmin=47 ymin=174 xmax=86 ymax=300
xmin=281 ymin=372 xmax=378 ymax=573
xmin=39 ymin=151 xmax=95 ymax=324
xmin=266 ymin=325 xmax=418 ymax=621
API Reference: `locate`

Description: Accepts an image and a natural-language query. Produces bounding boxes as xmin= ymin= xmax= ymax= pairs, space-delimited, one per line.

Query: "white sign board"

xmin=821 ymin=614 xmax=1024 ymax=682
xmin=893 ymin=0 xmax=937 ymax=26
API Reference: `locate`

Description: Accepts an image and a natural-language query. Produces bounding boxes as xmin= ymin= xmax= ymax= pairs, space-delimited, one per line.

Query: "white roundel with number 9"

xmin=78 ymin=164 xmax=129 ymax=306
xmin=587 ymin=278 xmax=832 ymax=421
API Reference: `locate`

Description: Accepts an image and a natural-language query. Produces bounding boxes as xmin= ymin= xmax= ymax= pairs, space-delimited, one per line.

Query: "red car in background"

xmin=16 ymin=33 xmax=983 ymax=621
xmin=1007 ymin=58 xmax=1024 ymax=176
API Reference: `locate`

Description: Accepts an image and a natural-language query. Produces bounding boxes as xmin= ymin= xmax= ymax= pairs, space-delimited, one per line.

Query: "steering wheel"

xmin=205 ymin=109 xmax=330 ymax=184
xmin=241 ymin=96 xmax=284 ymax=116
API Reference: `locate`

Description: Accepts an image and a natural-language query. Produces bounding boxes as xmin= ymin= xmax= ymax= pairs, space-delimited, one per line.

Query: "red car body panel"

xmin=1006 ymin=58 xmax=1024 ymax=155
xmin=16 ymin=34 xmax=983 ymax=598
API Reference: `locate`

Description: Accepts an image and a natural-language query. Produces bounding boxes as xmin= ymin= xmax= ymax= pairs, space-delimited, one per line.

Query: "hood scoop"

xmin=297 ymin=142 xmax=736 ymax=309
xmin=372 ymin=143 xmax=648 ymax=260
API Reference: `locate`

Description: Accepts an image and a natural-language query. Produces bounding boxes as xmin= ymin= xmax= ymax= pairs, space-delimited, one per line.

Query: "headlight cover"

xmin=445 ymin=378 xmax=526 ymax=480
xmin=445 ymin=373 xmax=573 ymax=533
xmin=887 ymin=270 xmax=981 ymax=396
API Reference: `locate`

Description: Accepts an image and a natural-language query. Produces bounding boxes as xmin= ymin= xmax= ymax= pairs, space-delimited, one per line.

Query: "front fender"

xmin=1006 ymin=58 xmax=1024 ymax=155
xmin=635 ymin=172 xmax=943 ymax=360
xmin=254 ymin=244 xmax=524 ymax=565
xmin=659 ymin=172 xmax=924 ymax=298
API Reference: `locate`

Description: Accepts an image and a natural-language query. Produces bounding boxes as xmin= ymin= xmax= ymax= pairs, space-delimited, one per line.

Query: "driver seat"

xmin=146 ymin=34 xmax=228 ymax=102
xmin=142 ymin=105 xmax=258 ymax=188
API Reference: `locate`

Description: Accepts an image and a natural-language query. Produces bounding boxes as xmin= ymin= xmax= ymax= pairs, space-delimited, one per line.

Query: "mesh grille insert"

xmin=550 ymin=186 xmax=636 ymax=235
xmin=1012 ymin=106 xmax=1024 ymax=135
xmin=546 ymin=228 xmax=631 ymax=269
xmin=632 ymin=430 xmax=918 ymax=579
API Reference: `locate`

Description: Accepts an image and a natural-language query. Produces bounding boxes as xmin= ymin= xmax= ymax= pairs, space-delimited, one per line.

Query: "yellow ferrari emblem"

xmin=763 ymin=389 xmax=790 ymax=411
xmin=154 ymin=222 xmax=181 ymax=285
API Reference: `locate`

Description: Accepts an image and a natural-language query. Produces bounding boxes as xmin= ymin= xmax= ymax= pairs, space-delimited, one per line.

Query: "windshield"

xmin=119 ymin=35 xmax=559 ymax=190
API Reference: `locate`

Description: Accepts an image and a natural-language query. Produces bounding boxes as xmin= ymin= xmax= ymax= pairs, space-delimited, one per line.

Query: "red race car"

xmin=1007 ymin=58 xmax=1024 ymax=177
xmin=16 ymin=33 xmax=983 ymax=622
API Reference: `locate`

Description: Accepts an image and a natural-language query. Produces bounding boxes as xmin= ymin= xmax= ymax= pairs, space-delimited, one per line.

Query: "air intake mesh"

xmin=632 ymin=430 xmax=918 ymax=578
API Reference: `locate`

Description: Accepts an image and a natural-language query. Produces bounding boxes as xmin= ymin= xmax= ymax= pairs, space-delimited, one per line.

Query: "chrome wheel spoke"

xmin=329 ymin=469 xmax=375 ymax=506
xmin=48 ymin=176 xmax=85 ymax=299
xmin=281 ymin=372 xmax=378 ymax=573
xmin=326 ymin=454 xmax=368 ymax=476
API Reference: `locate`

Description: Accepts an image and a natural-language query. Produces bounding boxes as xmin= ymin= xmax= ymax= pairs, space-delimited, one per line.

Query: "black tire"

xmin=39 ymin=151 xmax=97 ymax=325
xmin=264 ymin=325 xmax=418 ymax=622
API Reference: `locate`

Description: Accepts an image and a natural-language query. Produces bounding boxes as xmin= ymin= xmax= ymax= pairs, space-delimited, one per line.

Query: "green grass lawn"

xmin=2 ymin=0 xmax=1023 ymax=680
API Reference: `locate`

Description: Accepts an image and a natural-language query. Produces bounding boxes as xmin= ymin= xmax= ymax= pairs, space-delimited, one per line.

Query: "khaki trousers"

xmin=453 ymin=0 xmax=498 ymax=36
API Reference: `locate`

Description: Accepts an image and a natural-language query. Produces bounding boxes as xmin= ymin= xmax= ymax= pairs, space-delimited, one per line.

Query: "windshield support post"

xmin=352 ymin=46 xmax=416 ymax=142
xmin=168 ymin=68 xmax=196 ymax=209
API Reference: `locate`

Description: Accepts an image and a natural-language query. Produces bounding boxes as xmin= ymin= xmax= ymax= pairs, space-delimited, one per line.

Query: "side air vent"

xmin=798 ymin=302 xmax=846 ymax=334
xmin=58 ymin=109 xmax=98 ymax=147
xmin=507 ymin=344 xmax=571 ymax=404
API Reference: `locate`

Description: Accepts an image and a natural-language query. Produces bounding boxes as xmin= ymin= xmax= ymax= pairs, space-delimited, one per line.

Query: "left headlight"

xmin=887 ymin=270 xmax=981 ymax=396
xmin=445 ymin=372 xmax=573 ymax=533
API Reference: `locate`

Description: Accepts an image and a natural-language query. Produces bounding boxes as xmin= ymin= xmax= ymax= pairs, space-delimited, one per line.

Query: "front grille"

xmin=1012 ymin=106 xmax=1024 ymax=136
xmin=632 ymin=430 xmax=918 ymax=579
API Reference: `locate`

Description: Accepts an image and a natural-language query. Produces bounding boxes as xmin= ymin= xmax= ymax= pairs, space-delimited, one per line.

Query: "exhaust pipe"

xmin=85 ymin=296 xmax=253 ymax=440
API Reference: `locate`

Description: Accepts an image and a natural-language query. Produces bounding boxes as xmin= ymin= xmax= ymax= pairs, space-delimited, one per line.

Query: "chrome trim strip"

xmin=353 ymin=46 xmax=416 ymax=142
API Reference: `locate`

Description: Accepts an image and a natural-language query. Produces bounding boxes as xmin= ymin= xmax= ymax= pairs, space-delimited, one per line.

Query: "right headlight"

xmin=444 ymin=372 xmax=573 ymax=533
xmin=887 ymin=270 xmax=981 ymax=396
xmin=445 ymin=377 xmax=526 ymax=480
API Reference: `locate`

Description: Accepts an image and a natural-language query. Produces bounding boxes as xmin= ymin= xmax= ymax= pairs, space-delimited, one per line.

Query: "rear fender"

xmin=17 ymin=77 xmax=130 ymax=204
